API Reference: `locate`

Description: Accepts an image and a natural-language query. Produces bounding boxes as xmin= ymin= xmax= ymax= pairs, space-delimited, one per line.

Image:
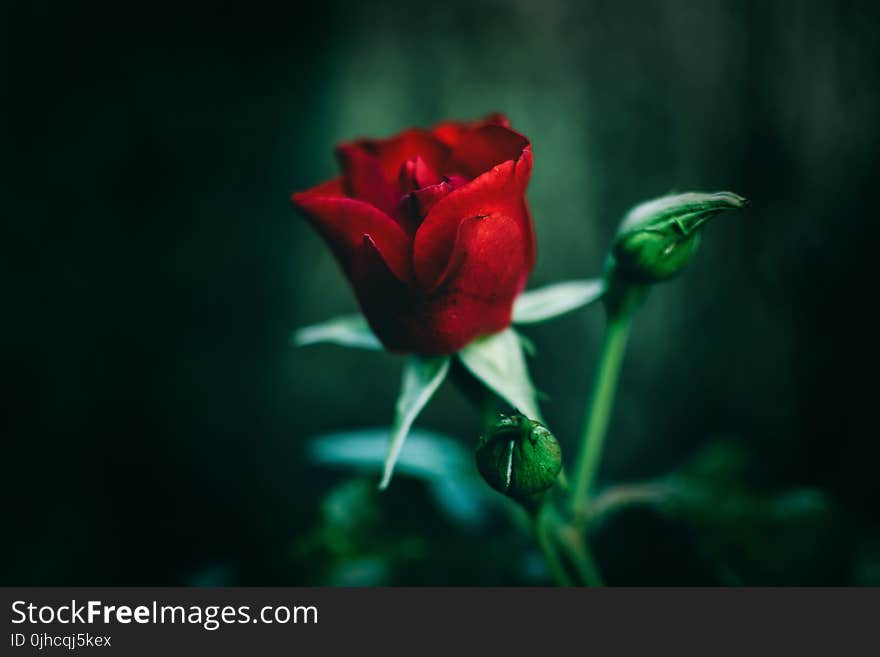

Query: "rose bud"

xmin=610 ymin=191 xmax=746 ymax=285
xmin=476 ymin=414 xmax=562 ymax=505
xmin=291 ymin=114 xmax=536 ymax=355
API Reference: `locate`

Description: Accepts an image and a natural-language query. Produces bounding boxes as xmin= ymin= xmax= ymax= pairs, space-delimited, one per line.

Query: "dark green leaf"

xmin=591 ymin=441 xmax=858 ymax=585
xmin=309 ymin=428 xmax=493 ymax=527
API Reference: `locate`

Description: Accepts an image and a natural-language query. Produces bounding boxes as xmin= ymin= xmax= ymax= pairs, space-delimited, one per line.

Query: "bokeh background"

xmin=4 ymin=0 xmax=879 ymax=585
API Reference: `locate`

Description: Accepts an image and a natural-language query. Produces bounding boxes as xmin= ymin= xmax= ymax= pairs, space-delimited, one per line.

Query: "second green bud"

xmin=610 ymin=191 xmax=746 ymax=284
xmin=476 ymin=414 xmax=562 ymax=506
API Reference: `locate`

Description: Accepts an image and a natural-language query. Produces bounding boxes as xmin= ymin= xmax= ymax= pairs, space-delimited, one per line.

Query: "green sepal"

xmin=513 ymin=279 xmax=606 ymax=324
xmin=610 ymin=191 xmax=746 ymax=284
xmin=379 ymin=355 xmax=451 ymax=490
xmin=293 ymin=314 xmax=381 ymax=350
xmin=458 ymin=328 xmax=543 ymax=422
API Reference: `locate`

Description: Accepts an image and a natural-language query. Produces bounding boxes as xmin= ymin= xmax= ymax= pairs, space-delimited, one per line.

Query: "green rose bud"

xmin=476 ymin=414 xmax=562 ymax=506
xmin=609 ymin=191 xmax=746 ymax=285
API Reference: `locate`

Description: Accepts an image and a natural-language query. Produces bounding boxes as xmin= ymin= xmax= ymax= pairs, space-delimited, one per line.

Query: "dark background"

xmin=3 ymin=0 xmax=878 ymax=585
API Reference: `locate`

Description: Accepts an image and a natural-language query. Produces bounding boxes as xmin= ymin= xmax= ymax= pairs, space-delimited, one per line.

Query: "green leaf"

xmin=309 ymin=428 xmax=495 ymax=527
xmin=293 ymin=314 xmax=381 ymax=350
xmin=513 ymin=279 xmax=606 ymax=324
xmin=379 ymin=355 xmax=451 ymax=490
xmin=590 ymin=441 xmax=857 ymax=585
xmin=311 ymin=428 xmax=471 ymax=482
xmin=458 ymin=329 xmax=543 ymax=421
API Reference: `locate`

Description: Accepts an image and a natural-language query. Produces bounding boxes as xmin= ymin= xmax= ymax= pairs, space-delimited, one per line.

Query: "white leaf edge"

xmin=379 ymin=355 xmax=451 ymax=489
xmin=457 ymin=328 xmax=543 ymax=421
xmin=293 ymin=314 xmax=381 ymax=350
xmin=512 ymin=279 xmax=605 ymax=324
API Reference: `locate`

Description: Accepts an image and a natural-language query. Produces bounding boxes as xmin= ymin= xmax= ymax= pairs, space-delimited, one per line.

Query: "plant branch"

xmin=548 ymin=507 xmax=604 ymax=586
xmin=570 ymin=297 xmax=638 ymax=526
xmin=532 ymin=503 xmax=573 ymax=586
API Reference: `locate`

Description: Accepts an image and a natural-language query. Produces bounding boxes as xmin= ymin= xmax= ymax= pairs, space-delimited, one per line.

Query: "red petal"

xmin=355 ymin=129 xmax=451 ymax=181
xmin=297 ymin=176 xmax=345 ymax=197
xmin=520 ymin=199 xmax=537 ymax=272
xmin=291 ymin=192 xmax=413 ymax=283
xmin=443 ymin=174 xmax=470 ymax=189
xmin=437 ymin=212 xmax=529 ymax=299
xmin=446 ymin=124 xmax=530 ymax=179
xmin=394 ymin=181 xmax=455 ymax=237
xmin=413 ymin=145 xmax=532 ymax=290
xmin=348 ymin=235 xmax=420 ymax=353
xmin=351 ymin=220 xmax=528 ymax=355
xmin=410 ymin=212 xmax=528 ymax=353
xmin=431 ymin=113 xmax=512 ymax=149
xmin=336 ymin=144 xmax=398 ymax=216
xmin=398 ymin=156 xmax=443 ymax=194
xmin=411 ymin=181 xmax=455 ymax=218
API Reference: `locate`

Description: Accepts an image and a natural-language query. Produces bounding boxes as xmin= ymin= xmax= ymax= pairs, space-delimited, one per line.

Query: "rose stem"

xmin=570 ymin=291 xmax=639 ymax=527
xmin=532 ymin=503 xmax=573 ymax=587
xmin=546 ymin=505 xmax=604 ymax=586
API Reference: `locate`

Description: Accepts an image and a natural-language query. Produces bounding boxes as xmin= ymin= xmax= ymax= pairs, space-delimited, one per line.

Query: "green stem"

xmin=548 ymin=507 xmax=604 ymax=586
xmin=532 ymin=504 xmax=573 ymax=586
xmin=570 ymin=307 xmax=636 ymax=524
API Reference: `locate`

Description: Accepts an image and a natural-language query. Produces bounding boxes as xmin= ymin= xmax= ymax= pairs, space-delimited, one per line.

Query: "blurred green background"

xmin=3 ymin=0 xmax=879 ymax=585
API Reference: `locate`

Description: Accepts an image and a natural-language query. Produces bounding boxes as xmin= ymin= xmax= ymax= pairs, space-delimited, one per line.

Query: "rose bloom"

xmin=291 ymin=114 xmax=535 ymax=355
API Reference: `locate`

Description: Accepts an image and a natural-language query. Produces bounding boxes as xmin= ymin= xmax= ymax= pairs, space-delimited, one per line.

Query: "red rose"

xmin=291 ymin=114 xmax=535 ymax=355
